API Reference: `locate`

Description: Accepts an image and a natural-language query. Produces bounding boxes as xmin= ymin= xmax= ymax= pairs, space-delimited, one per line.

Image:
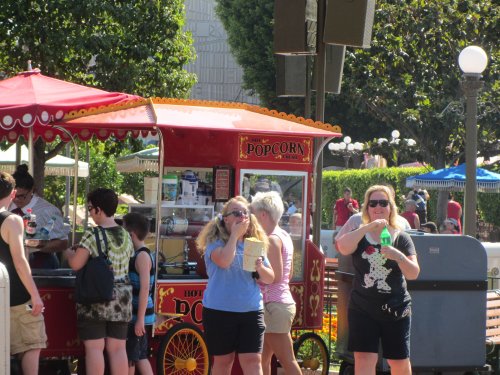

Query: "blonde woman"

xmin=196 ymin=196 xmax=274 ymax=375
xmin=336 ymin=185 xmax=420 ymax=375
xmin=250 ymin=191 xmax=301 ymax=375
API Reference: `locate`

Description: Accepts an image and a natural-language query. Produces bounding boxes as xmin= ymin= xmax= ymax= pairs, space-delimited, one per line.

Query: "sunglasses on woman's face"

xmin=223 ymin=209 xmax=249 ymax=218
xmin=368 ymin=199 xmax=389 ymax=208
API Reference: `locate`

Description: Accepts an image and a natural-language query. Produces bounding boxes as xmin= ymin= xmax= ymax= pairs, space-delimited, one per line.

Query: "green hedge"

xmin=321 ymin=167 xmax=500 ymax=229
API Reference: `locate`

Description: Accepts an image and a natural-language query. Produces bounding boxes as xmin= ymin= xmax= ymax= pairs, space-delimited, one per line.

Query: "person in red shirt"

xmin=333 ymin=188 xmax=359 ymax=230
xmin=447 ymin=193 xmax=462 ymax=234
xmin=400 ymin=200 xmax=420 ymax=229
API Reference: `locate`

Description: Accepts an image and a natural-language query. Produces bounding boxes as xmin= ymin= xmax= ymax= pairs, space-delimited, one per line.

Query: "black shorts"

xmin=347 ymin=308 xmax=411 ymax=360
xmin=126 ymin=324 xmax=151 ymax=362
xmin=77 ymin=320 xmax=128 ymax=341
xmin=202 ymin=307 xmax=265 ymax=355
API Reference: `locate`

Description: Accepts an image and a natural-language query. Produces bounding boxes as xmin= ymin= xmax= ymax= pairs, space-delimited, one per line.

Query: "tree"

xmin=0 ymin=0 xmax=196 ymax=97
xmin=0 ymin=0 xmax=196 ymax=194
xmin=215 ymin=0 xmax=499 ymax=168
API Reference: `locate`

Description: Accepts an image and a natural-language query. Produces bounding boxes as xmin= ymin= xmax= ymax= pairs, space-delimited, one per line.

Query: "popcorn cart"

xmin=1 ymin=79 xmax=341 ymax=374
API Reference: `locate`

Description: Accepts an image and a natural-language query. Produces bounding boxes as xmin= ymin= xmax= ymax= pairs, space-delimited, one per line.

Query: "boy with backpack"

xmin=123 ymin=213 xmax=155 ymax=375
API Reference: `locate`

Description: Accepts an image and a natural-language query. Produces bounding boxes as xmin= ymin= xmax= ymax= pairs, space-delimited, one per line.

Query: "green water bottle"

xmin=380 ymin=226 xmax=392 ymax=246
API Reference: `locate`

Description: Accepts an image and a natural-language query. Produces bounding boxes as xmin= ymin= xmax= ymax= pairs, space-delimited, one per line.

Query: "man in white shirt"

xmin=10 ymin=165 xmax=69 ymax=268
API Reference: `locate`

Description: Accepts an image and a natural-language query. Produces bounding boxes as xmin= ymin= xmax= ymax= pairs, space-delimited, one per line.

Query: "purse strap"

xmin=93 ymin=226 xmax=109 ymax=258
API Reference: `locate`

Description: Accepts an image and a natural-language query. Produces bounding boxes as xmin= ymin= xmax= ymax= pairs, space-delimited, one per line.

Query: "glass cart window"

xmin=240 ymin=170 xmax=307 ymax=281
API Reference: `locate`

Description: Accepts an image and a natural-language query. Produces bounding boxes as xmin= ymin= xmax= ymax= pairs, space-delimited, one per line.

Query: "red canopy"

xmin=64 ymin=98 xmax=342 ymax=138
xmin=0 ymin=69 xmax=143 ymax=142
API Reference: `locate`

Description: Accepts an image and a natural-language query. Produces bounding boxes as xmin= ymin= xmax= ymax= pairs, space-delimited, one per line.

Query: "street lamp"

xmin=375 ymin=130 xmax=416 ymax=166
xmin=328 ymin=136 xmax=364 ymax=168
xmin=459 ymin=46 xmax=488 ymax=237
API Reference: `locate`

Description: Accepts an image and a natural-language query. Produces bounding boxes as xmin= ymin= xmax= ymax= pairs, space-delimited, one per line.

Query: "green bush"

xmin=322 ymin=167 xmax=500 ymax=229
xmin=322 ymin=167 xmax=427 ymax=228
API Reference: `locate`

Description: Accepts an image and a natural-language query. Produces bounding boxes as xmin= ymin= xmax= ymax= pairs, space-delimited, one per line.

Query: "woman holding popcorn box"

xmin=196 ymin=196 xmax=274 ymax=375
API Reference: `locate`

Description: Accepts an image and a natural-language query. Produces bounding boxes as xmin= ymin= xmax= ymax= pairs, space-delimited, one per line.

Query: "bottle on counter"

xmin=25 ymin=213 xmax=37 ymax=238
xmin=22 ymin=208 xmax=32 ymax=229
xmin=380 ymin=226 xmax=392 ymax=247
xmin=39 ymin=216 xmax=57 ymax=241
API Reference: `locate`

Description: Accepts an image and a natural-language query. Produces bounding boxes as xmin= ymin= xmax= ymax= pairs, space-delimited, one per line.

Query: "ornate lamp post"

xmin=459 ymin=46 xmax=488 ymax=237
xmin=328 ymin=136 xmax=364 ymax=169
xmin=375 ymin=130 xmax=416 ymax=166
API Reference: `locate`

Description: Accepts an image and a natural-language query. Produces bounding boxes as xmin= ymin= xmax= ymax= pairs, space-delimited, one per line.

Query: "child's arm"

xmin=134 ymin=251 xmax=152 ymax=336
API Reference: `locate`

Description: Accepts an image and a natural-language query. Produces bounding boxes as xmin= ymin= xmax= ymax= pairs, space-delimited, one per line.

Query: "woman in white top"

xmin=250 ymin=191 xmax=301 ymax=375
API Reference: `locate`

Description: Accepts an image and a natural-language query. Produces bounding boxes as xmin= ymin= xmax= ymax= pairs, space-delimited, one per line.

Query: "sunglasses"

xmin=368 ymin=199 xmax=389 ymax=208
xmin=87 ymin=205 xmax=96 ymax=212
xmin=223 ymin=209 xmax=248 ymax=218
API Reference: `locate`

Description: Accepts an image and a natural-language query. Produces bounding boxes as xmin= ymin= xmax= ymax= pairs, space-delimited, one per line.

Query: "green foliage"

xmin=0 ymin=0 xmax=196 ymax=97
xmin=478 ymin=164 xmax=500 ymax=227
xmin=322 ymin=167 xmax=429 ymax=227
xmin=215 ymin=0 xmax=499 ymax=168
xmin=0 ymin=0 xmax=196 ymax=202
xmin=323 ymin=166 xmax=500 ymax=230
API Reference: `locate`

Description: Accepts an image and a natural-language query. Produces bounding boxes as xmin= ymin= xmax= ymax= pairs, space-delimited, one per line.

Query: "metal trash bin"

xmin=0 ymin=263 xmax=10 ymax=375
xmin=336 ymin=233 xmax=487 ymax=374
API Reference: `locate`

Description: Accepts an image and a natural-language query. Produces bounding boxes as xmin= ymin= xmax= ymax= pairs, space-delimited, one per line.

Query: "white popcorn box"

xmin=243 ymin=237 xmax=265 ymax=272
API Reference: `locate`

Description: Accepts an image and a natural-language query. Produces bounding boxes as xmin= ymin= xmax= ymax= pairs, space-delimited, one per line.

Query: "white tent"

xmin=0 ymin=144 xmax=89 ymax=177
xmin=115 ymin=147 xmax=158 ymax=173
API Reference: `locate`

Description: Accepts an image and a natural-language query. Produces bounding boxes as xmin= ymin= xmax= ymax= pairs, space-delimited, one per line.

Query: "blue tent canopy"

xmin=406 ymin=163 xmax=500 ymax=193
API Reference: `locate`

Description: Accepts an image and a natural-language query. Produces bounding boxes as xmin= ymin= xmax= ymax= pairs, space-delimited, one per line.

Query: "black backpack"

xmin=411 ymin=191 xmax=426 ymax=212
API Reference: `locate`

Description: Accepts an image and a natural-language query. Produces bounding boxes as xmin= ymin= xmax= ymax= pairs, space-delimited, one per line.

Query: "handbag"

xmin=75 ymin=227 xmax=115 ymax=305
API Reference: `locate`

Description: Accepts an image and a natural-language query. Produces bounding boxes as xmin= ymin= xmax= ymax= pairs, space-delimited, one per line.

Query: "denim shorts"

xmin=348 ymin=308 xmax=411 ymax=359
xmin=126 ymin=324 xmax=151 ymax=362
xmin=202 ymin=307 xmax=265 ymax=355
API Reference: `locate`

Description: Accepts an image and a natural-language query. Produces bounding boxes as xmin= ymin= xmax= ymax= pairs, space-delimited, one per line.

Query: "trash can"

xmin=0 ymin=263 xmax=9 ymax=375
xmin=336 ymin=233 xmax=488 ymax=374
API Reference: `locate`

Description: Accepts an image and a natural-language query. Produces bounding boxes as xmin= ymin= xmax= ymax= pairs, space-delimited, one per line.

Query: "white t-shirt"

xmin=10 ymin=196 xmax=69 ymax=240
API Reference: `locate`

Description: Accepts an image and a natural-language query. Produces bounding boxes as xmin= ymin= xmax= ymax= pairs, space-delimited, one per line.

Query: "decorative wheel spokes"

xmin=158 ymin=323 xmax=210 ymax=375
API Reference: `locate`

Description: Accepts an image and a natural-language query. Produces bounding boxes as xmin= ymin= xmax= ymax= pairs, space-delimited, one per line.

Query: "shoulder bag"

xmin=75 ymin=227 xmax=115 ymax=305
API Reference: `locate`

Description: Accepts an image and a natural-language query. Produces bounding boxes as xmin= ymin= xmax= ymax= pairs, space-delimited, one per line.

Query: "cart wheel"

xmin=156 ymin=322 xmax=210 ymax=375
xmin=339 ymin=360 xmax=354 ymax=375
xmin=293 ymin=332 xmax=330 ymax=375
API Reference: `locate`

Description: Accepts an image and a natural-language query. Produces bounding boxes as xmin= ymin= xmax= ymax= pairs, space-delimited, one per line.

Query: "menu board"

xmin=213 ymin=166 xmax=233 ymax=201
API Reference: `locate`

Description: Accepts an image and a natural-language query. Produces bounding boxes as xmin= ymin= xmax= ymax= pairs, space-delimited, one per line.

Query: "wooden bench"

xmin=324 ymin=258 xmax=338 ymax=310
xmin=487 ymin=290 xmax=500 ymax=373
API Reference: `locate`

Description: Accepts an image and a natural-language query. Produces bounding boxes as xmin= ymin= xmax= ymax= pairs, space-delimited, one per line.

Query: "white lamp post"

xmin=328 ymin=136 xmax=364 ymax=168
xmin=459 ymin=46 xmax=487 ymax=237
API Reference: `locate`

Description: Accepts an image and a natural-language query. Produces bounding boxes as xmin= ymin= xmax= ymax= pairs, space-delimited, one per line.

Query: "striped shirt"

xmin=260 ymin=227 xmax=295 ymax=304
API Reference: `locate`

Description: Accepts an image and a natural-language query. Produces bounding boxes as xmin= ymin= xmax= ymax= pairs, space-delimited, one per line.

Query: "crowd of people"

xmin=1 ymin=164 xmax=466 ymax=374
xmin=333 ymin=187 xmax=464 ymax=236
xmin=2 ymin=166 xmax=157 ymax=375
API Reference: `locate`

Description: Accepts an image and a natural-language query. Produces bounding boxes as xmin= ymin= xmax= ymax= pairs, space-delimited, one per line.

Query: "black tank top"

xmin=0 ymin=211 xmax=31 ymax=306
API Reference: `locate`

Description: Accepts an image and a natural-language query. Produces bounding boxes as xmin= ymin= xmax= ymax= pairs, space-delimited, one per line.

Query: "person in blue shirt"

xmin=196 ymin=196 xmax=274 ymax=375
xmin=123 ymin=212 xmax=155 ymax=375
